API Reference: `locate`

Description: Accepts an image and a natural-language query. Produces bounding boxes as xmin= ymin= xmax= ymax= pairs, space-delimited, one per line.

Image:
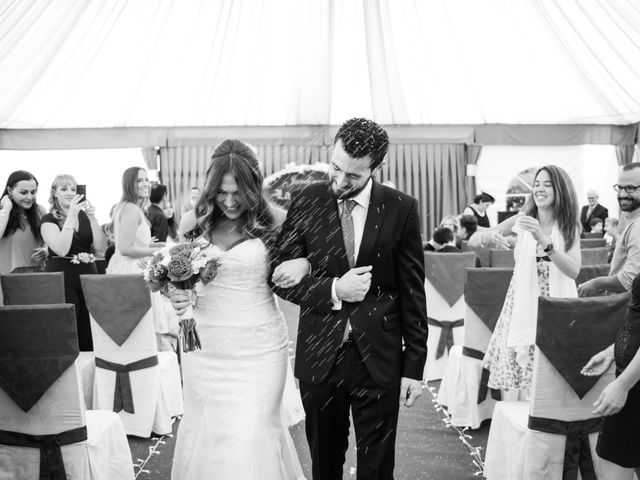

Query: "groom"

xmin=271 ymin=118 xmax=428 ymax=479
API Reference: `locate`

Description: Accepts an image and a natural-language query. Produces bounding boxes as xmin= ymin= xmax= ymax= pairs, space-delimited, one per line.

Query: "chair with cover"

xmin=0 ymin=304 xmax=134 ymax=480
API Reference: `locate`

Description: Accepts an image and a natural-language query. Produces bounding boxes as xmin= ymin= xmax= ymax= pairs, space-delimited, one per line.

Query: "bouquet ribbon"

xmin=95 ymin=355 xmax=158 ymax=413
xmin=178 ymin=291 xmax=201 ymax=352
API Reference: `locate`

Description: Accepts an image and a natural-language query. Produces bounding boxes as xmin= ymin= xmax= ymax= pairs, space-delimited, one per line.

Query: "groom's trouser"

xmin=299 ymin=336 xmax=401 ymax=480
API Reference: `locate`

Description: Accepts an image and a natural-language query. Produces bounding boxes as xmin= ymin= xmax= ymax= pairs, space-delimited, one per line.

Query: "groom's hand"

xmin=335 ymin=266 xmax=372 ymax=302
xmin=399 ymin=377 xmax=422 ymax=407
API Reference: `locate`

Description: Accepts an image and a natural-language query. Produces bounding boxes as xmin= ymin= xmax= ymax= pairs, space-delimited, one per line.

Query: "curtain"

xmin=161 ymin=142 xmax=465 ymax=237
xmin=159 ymin=146 xmax=212 ymax=221
xmin=615 ymin=145 xmax=635 ymax=166
xmin=464 ymin=144 xmax=482 ymax=204
xmin=380 ymin=144 xmax=466 ymax=237
xmin=141 ymin=147 xmax=159 ymax=170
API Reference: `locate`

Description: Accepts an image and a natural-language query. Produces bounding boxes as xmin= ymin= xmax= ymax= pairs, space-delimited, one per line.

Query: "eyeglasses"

xmin=613 ymin=184 xmax=640 ymax=193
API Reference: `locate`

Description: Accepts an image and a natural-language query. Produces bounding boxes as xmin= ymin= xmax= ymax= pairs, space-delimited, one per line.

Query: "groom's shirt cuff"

xmin=331 ymin=278 xmax=342 ymax=310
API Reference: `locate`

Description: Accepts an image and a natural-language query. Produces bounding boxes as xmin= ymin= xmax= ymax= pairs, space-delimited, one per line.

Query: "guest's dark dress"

xmin=468 ymin=205 xmax=490 ymax=228
xmin=42 ymin=211 xmax=96 ymax=351
xmin=596 ymin=274 xmax=640 ymax=467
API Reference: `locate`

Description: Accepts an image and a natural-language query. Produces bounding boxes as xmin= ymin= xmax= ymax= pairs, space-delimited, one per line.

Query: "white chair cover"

xmin=0 ymin=305 xmax=133 ymax=480
xmin=91 ymin=309 xmax=172 ymax=437
xmin=82 ymin=274 xmax=182 ymax=437
xmin=438 ymin=268 xmax=512 ymax=428
xmin=484 ymin=293 xmax=629 ymax=480
xmin=423 ymin=252 xmax=476 ymax=381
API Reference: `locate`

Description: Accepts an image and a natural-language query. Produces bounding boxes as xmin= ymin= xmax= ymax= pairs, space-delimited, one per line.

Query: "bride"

xmin=171 ymin=139 xmax=306 ymax=480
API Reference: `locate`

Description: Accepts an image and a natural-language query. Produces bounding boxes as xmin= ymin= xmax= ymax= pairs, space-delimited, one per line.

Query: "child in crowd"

xmin=589 ymin=217 xmax=604 ymax=236
xmin=433 ymin=227 xmax=460 ymax=253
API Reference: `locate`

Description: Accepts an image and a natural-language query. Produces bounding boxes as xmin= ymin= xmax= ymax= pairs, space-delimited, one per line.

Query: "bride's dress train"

xmin=171 ymin=238 xmax=305 ymax=480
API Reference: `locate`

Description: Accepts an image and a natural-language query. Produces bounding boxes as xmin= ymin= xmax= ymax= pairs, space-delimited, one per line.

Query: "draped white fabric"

xmin=1 ymin=0 xmax=639 ymax=129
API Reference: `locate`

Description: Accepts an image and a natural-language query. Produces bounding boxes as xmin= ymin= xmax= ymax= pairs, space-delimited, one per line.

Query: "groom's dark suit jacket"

xmin=272 ymin=180 xmax=428 ymax=389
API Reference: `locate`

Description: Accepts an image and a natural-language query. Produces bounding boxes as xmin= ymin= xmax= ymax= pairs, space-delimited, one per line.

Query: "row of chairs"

xmin=0 ymin=273 xmax=185 ymax=479
xmin=460 ymin=238 xmax=608 ymax=268
xmin=422 ymin=252 xmax=628 ymax=479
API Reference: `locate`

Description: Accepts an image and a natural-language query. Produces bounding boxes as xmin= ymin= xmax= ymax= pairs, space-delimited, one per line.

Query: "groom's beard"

xmin=330 ymin=177 xmax=372 ymax=200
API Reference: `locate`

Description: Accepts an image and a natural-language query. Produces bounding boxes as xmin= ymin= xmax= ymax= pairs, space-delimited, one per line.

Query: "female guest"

xmin=107 ymin=167 xmax=173 ymax=347
xmin=40 ymin=175 xmax=107 ymax=351
xmin=463 ymin=192 xmax=495 ymax=229
xmin=470 ymin=166 xmax=581 ymax=396
xmin=581 ymin=274 xmax=640 ymax=479
xmin=170 ymin=139 xmax=305 ymax=479
xmin=106 ymin=167 xmax=163 ymax=274
xmin=0 ymin=171 xmax=47 ymax=278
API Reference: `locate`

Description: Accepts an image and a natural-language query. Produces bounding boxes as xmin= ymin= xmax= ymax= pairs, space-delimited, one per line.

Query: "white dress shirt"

xmin=331 ymin=178 xmax=372 ymax=310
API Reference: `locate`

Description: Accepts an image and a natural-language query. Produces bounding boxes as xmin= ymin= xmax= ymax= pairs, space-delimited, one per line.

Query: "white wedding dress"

xmin=171 ymin=238 xmax=305 ymax=480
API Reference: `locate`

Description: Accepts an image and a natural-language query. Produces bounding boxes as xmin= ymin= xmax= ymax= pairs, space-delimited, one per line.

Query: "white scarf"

xmin=508 ymin=224 xmax=577 ymax=367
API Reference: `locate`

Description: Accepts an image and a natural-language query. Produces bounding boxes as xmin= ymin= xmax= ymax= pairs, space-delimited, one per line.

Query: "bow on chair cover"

xmin=532 ymin=293 xmax=629 ymax=480
xmin=94 ymin=356 xmax=158 ymax=413
xmin=424 ymin=252 xmax=476 ymax=307
xmin=0 ymin=304 xmax=82 ymax=480
xmin=81 ymin=274 xmax=151 ymax=346
xmin=428 ymin=318 xmax=464 ymax=359
xmin=1 ymin=272 xmax=65 ymax=305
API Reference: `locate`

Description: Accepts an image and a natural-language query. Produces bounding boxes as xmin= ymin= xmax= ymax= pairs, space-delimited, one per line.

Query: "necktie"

xmin=341 ymin=199 xmax=356 ymax=267
xmin=340 ymin=199 xmax=356 ymax=343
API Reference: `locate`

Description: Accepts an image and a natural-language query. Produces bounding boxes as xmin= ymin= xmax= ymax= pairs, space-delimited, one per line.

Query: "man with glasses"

xmin=579 ymin=163 xmax=640 ymax=297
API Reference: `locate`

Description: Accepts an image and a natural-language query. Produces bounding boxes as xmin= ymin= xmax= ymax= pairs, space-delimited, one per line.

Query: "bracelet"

xmin=63 ymin=225 xmax=74 ymax=230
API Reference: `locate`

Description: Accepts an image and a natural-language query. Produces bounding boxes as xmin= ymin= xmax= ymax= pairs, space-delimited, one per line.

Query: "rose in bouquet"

xmin=142 ymin=241 xmax=221 ymax=352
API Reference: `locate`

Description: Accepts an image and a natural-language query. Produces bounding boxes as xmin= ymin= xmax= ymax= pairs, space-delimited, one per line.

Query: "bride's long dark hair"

xmin=190 ymin=139 xmax=276 ymax=245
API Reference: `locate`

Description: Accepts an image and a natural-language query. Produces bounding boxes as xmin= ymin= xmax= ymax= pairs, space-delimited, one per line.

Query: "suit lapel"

xmin=318 ymin=185 xmax=350 ymax=273
xmin=355 ymin=180 xmax=386 ymax=267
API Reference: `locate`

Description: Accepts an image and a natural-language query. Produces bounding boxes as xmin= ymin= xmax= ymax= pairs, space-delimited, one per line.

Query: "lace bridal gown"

xmin=171 ymin=238 xmax=305 ymax=480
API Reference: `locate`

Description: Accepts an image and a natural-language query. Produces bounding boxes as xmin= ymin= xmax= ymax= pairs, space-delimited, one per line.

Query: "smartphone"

xmin=76 ymin=184 xmax=87 ymax=200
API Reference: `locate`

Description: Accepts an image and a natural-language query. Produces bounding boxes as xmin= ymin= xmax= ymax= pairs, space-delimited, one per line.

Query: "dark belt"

xmin=95 ymin=355 xmax=159 ymax=413
xmin=0 ymin=426 xmax=87 ymax=480
xmin=462 ymin=346 xmax=501 ymax=403
xmin=428 ymin=318 xmax=464 ymax=359
xmin=528 ymin=416 xmax=602 ymax=480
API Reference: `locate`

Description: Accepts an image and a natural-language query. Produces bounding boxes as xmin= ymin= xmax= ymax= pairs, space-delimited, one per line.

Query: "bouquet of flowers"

xmin=142 ymin=241 xmax=221 ymax=352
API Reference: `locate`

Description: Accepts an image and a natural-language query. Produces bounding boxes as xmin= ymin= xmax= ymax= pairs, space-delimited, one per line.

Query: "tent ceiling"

xmin=1 ymin=0 xmax=640 ymax=130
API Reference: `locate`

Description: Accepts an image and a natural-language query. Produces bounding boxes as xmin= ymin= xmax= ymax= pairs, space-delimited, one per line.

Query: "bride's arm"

xmin=269 ymin=202 xmax=311 ymax=288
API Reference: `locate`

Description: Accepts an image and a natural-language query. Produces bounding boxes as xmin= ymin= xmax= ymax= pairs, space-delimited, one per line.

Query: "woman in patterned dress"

xmin=470 ymin=165 xmax=581 ymax=397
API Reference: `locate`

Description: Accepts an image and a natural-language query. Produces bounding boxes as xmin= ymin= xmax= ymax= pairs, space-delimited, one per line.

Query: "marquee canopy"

xmin=1 ymin=0 xmax=639 ymax=149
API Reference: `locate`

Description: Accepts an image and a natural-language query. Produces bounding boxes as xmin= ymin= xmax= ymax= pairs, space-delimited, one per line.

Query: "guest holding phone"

xmin=0 ymin=171 xmax=48 ymax=285
xmin=41 ymin=175 xmax=107 ymax=351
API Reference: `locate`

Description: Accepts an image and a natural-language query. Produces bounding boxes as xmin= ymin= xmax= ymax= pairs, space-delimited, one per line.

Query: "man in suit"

xmin=580 ymin=190 xmax=608 ymax=233
xmin=146 ymin=183 xmax=170 ymax=242
xmin=271 ymin=118 xmax=428 ymax=480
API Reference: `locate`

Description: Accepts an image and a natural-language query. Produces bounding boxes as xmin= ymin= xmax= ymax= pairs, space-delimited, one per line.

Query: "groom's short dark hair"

xmin=334 ymin=118 xmax=389 ymax=170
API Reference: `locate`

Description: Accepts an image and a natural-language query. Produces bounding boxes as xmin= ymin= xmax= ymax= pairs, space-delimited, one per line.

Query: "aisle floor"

xmin=128 ymin=381 xmax=490 ymax=480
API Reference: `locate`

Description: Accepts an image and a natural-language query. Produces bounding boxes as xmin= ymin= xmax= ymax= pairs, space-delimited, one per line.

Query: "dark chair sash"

xmin=461 ymin=346 xmax=502 ymax=403
xmin=528 ymin=416 xmax=602 ymax=480
xmin=95 ymin=355 xmax=158 ymax=414
xmin=427 ymin=318 xmax=464 ymax=359
xmin=0 ymin=425 xmax=87 ymax=480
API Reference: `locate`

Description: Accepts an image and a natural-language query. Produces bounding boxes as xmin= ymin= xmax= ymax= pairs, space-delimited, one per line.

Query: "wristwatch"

xmin=543 ymin=242 xmax=555 ymax=255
